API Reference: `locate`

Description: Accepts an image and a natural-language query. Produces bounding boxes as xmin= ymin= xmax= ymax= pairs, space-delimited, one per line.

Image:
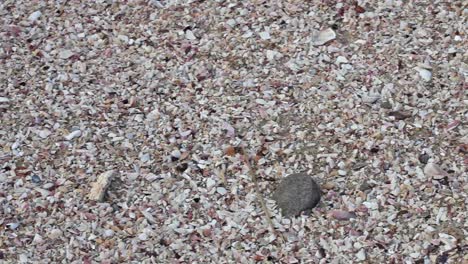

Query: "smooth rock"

xmin=272 ymin=173 xmax=321 ymax=217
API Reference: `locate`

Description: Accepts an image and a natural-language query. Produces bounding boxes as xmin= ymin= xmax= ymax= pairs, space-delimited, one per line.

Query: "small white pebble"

xmin=103 ymin=229 xmax=114 ymax=238
xmin=28 ymin=10 xmax=42 ymax=21
xmin=216 ymin=187 xmax=227 ymax=195
xmin=226 ymin=19 xmax=237 ymax=27
xmin=259 ymin=31 xmax=271 ymax=40
xmin=59 ymin=50 xmax=75 ymax=59
xmin=138 ymin=233 xmax=148 ymax=241
xmin=206 ymin=178 xmax=216 ymax=189
xmin=171 ymin=149 xmax=181 ymax=159
xmin=37 ymin=129 xmax=51 ymax=139
xmin=185 ymin=30 xmax=196 ymax=40
xmin=356 ymin=249 xmax=366 ymax=260
xmin=336 ymin=56 xmax=348 ymax=64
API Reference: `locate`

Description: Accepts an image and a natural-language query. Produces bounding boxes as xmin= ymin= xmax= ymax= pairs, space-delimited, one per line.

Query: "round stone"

xmin=272 ymin=173 xmax=321 ymax=217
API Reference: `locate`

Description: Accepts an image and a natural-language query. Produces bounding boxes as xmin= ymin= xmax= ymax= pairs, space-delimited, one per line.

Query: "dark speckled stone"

xmin=272 ymin=173 xmax=321 ymax=217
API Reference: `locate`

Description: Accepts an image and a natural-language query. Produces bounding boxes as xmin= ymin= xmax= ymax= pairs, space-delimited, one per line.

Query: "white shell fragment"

xmin=336 ymin=56 xmax=348 ymax=64
xmin=37 ymin=129 xmax=51 ymax=139
xmin=266 ymin=50 xmax=282 ymax=61
xmin=312 ymin=28 xmax=336 ymax=46
xmin=59 ymin=50 xmax=74 ymax=59
xmin=0 ymin=97 xmax=10 ymax=103
xmin=185 ymin=30 xmax=196 ymax=40
xmin=424 ymin=163 xmax=448 ymax=179
xmin=64 ymin=130 xmax=81 ymax=140
xmin=414 ymin=67 xmax=432 ymax=82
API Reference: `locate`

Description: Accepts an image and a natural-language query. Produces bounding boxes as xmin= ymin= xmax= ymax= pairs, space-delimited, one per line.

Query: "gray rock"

xmin=272 ymin=173 xmax=321 ymax=217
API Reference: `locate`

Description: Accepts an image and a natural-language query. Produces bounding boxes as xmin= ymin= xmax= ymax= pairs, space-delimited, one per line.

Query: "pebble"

xmin=356 ymin=249 xmax=366 ymax=261
xmin=140 ymin=153 xmax=150 ymax=162
xmin=259 ymin=31 xmax=271 ymax=40
xmin=380 ymin=101 xmax=392 ymax=109
xmin=216 ymin=187 xmax=227 ymax=195
xmin=103 ymin=229 xmax=114 ymax=238
xmin=37 ymin=129 xmax=51 ymax=139
xmin=359 ymin=182 xmax=374 ymax=191
xmin=206 ymin=178 xmax=216 ymax=189
xmin=266 ymin=50 xmax=282 ymax=61
xmin=272 ymin=173 xmax=321 ymax=217
xmin=418 ymin=153 xmax=430 ymax=164
xmin=0 ymin=97 xmax=10 ymax=103
xmin=138 ymin=233 xmax=148 ymax=241
xmin=170 ymin=149 xmax=181 ymax=159
xmin=226 ymin=19 xmax=237 ymax=27
xmin=31 ymin=175 xmax=42 ymax=184
xmin=336 ymin=56 xmax=348 ymax=64
xmin=59 ymin=50 xmax=75 ymax=59
xmin=28 ymin=10 xmax=42 ymax=21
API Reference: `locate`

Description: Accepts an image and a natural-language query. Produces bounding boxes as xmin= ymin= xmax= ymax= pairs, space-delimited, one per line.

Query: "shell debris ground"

xmin=0 ymin=0 xmax=466 ymax=263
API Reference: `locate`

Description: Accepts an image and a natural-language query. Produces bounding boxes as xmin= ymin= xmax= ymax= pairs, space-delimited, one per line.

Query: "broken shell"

xmin=414 ymin=67 xmax=432 ymax=82
xmin=424 ymin=163 xmax=448 ymax=180
xmin=312 ymin=28 xmax=336 ymax=46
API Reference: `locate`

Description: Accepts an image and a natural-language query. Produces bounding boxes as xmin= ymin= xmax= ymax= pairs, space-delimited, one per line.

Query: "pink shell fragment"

xmin=329 ymin=210 xmax=357 ymax=220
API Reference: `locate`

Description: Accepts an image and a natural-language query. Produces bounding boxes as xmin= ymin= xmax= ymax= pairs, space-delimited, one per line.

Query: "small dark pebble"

xmin=352 ymin=162 xmax=367 ymax=171
xmin=436 ymin=252 xmax=448 ymax=264
xmin=359 ymin=182 xmax=374 ymax=192
xmin=418 ymin=153 xmax=430 ymax=164
xmin=380 ymin=101 xmax=392 ymax=109
xmin=176 ymin=163 xmax=188 ymax=172
xmin=31 ymin=174 xmax=42 ymax=184
xmin=388 ymin=110 xmax=412 ymax=120
xmin=370 ymin=146 xmax=380 ymax=153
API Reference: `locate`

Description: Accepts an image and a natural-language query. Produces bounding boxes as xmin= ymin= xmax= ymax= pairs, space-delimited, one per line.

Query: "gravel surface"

xmin=1 ymin=0 xmax=467 ymax=263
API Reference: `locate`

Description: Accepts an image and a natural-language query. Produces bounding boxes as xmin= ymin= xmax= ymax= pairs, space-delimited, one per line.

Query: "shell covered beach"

xmin=0 ymin=0 xmax=467 ymax=263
